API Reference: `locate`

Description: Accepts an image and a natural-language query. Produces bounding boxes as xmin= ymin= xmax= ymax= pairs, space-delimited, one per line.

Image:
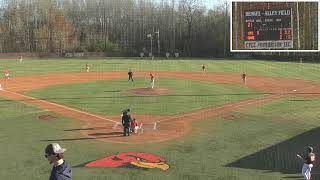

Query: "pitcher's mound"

xmin=128 ymin=88 xmax=172 ymax=96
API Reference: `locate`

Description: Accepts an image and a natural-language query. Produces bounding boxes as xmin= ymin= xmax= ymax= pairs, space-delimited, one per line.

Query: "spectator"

xmin=297 ymin=146 xmax=316 ymax=180
xmin=44 ymin=143 xmax=72 ymax=180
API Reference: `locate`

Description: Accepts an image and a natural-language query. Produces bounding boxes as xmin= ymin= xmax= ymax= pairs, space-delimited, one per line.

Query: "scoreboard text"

xmin=244 ymin=9 xmax=293 ymax=49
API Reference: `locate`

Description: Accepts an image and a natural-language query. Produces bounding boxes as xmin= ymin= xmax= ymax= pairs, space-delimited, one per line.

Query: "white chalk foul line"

xmin=156 ymin=94 xmax=285 ymax=124
xmin=3 ymin=90 xmax=117 ymax=123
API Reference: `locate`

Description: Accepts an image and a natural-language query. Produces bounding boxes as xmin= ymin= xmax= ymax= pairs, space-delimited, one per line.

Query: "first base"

xmin=293 ymin=90 xmax=297 ymax=92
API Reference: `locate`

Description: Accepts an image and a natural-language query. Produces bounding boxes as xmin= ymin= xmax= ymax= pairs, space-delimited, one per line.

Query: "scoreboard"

xmin=244 ymin=9 xmax=293 ymax=49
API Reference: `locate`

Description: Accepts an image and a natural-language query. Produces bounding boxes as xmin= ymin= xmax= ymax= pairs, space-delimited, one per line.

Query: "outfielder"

xmin=202 ymin=64 xmax=206 ymax=71
xmin=242 ymin=72 xmax=247 ymax=85
xmin=85 ymin=64 xmax=90 ymax=72
xmin=19 ymin=55 xmax=23 ymax=63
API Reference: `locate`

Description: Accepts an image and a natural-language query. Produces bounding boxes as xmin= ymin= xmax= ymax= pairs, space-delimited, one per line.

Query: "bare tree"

xmin=0 ymin=0 xmax=236 ymax=57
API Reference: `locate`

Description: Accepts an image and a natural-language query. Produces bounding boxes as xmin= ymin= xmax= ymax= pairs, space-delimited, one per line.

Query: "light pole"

xmin=296 ymin=2 xmax=300 ymax=50
xmin=147 ymin=34 xmax=153 ymax=58
xmin=155 ymin=30 xmax=160 ymax=57
xmin=224 ymin=1 xmax=228 ymax=56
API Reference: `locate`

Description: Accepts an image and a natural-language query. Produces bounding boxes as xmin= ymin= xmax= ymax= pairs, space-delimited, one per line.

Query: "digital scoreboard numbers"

xmin=244 ymin=9 xmax=293 ymax=49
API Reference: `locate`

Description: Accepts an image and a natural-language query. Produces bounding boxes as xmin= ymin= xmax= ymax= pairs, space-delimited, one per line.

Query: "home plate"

xmin=293 ymin=90 xmax=297 ymax=92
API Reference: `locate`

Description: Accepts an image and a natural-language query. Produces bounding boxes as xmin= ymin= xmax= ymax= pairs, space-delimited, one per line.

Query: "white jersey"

xmin=302 ymin=163 xmax=313 ymax=180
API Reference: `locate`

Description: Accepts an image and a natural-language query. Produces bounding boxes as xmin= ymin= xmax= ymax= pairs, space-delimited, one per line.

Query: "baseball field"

xmin=1 ymin=58 xmax=320 ymax=180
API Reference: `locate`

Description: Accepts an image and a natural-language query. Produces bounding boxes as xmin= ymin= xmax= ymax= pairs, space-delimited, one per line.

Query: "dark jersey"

xmin=122 ymin=114 xmax=132 ymax=126
xmin=49 ymin=160 xmax=72 ymax=180
xmin=242 ymin=74 xmax=246 ymax=79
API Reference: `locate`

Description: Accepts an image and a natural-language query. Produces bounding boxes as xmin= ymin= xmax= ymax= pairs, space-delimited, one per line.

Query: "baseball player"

xmin=3 ymin=69 xmax=10 ymax=80
xmin=202 ymin=64 xmax=206 ymax=72
xmin=297 ymin=146 xmax=316 ymax=180
xmin=128 ymin=69 xmax=134 ymax=82
xmin=85 ymin=63 xmax=90 ymax=72
xmin=130 ymin=118 xmax=139 ymax=134
xmin=149 ymin=73 xmax=155 ymax=89
xmin=242 ymin=72 xmax=247 ymax=85
xmin=19 ymin=55 xmax=23 ymax=63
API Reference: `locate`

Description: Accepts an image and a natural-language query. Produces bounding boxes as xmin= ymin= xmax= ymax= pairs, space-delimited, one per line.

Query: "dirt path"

xmin=0 ymin=71 xmax=319 ymax=144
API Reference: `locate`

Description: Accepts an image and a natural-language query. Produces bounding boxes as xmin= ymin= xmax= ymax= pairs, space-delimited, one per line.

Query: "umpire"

xmin=122 ymin=110 xmax=132 ymax=136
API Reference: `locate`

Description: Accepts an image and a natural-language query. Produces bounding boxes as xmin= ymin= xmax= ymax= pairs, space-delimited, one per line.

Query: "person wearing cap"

xmin=44 ymin=143 xmax=72 ymax=180
xmin=242 ymin=72 xmax=247 ymax=85
xmin=130 ymin=118 xmax=139 ymax=134
xmin=121 ymin=110 xmax=132 ymax=136
xmin=149 ymin=73 xmax=155 ymax=89
xmin=3 ymin=69 xmax=10 ymax=80
xmin=297 ymin=146 xmax=316 ymax=180
xmin=128 ymin=69 xmax=134 ymax=82
xmin=201 ymin=64 xmax=206 ymax=72
xmin=121 ymin=108 xmax=131 ymax=117
xmin=85 ymin=63 xmax=90 ymax=72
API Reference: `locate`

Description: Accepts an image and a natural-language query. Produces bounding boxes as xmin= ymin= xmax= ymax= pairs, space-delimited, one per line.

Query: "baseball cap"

xmin=45 ymin=143 xmax=67 ymax=155
xmin=307 ymin=146 xmax=314 ymax=153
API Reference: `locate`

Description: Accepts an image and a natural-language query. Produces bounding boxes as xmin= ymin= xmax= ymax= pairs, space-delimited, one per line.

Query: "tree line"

xmin=0 ymin=0 xmax=229 ymax=57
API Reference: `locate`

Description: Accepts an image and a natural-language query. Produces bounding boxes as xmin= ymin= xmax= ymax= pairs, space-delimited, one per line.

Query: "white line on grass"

xmin=3 ymin=90 xmax=117 ymax=123
xmin=156 ymin=94 xmax=285 ymax=124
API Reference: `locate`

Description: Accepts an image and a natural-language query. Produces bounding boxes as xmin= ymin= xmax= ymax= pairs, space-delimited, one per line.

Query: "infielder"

xmin=150 ymin=73 xmax=155 ymax=89
xmin=3 ymin=69 xmax=10 ymax=80
xmin=128 ymin=69 xmax=134 ymax=82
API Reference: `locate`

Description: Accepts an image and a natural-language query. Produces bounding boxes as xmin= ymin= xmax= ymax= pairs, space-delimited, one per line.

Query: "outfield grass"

xmin=0 ymin=58 xmax=320 ymax=81
xmin=1 ymin=95 xmax=320 ymax=180
xmin=25 ymin=78 xmax=264 ymax=115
